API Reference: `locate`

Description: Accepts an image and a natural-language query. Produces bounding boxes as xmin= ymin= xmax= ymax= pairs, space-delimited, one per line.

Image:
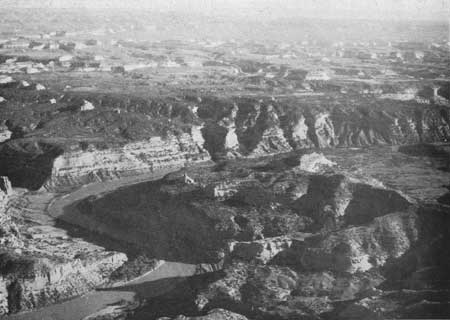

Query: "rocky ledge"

xmin=0 ymin=128 xmax=210 ymax=191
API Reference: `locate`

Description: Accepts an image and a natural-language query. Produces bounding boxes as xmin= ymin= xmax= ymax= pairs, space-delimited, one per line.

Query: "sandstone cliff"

xmin=0 ymin=249 xmax=126 ymax=314
xmin=0 ymin=129 xmax=210 ymax=191
xmin=0 ymin=177 xmax=127 ymax=315
xmin=199 ymin=97 xmax=450 ymax=158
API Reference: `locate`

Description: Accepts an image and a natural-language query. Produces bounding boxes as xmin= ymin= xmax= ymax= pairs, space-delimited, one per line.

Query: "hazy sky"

xmin=3 ymin=0 xmax=450 ymax=21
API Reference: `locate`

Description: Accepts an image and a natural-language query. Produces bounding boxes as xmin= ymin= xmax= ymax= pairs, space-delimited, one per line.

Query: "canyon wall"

xmin=0 ymin=249 xmax=127 ymax=314
xmin=202 ymin=100 xmax=450 ymax=158
xmin=0 ymin=175 xmax=127 ymax=315
xmin=44 ymin=128 xmax=209 ymax=190
xmin=0 ymin=128 xmax=210 ymax=191
xmin=0 ymin=93 xmax=449 ymax=190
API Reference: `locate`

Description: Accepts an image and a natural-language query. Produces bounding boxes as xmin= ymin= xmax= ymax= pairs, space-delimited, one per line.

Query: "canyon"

xmin=0 ymin=6 xmax=449 ymax=320
xmin=2 ymin=141 xmax=449 ymax=319
xmin=0 ymin=91 xmax=449 ymax=319
xmin=0 ymin=92 xmax=449 ymax=191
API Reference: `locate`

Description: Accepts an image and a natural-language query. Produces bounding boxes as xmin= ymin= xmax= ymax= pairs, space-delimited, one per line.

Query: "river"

xmin=8 ymin=168 xmax=199 ymax=320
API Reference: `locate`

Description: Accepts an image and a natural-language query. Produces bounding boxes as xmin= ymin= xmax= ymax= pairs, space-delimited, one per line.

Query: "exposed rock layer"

xmin=1 ymin=93 xmax=449 ymax=190
xmin=0 ymin=131 xmax=210 ymax=191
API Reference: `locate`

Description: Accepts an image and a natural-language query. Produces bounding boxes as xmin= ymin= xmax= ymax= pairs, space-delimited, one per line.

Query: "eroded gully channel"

xmin=8 ymin=169 xmax=204 ymax=320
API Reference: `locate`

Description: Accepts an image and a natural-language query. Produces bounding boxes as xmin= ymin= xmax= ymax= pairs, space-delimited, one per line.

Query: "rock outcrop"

xmin=48 ymin=154 xmax=447 ymax=320
xmin=0 ymin=87 xmax=448 ymax=318
xmin=0 ymin=178 xmax=19 ymax=249
xmin=238 ymin=103 xmax=292 ymax=157
xmin=0 ymin=91 xmax=449 ymax=190
xmin=295 ymin=152 xmax=336 ymax=173
xmin=0 ymin=124 xmax=12 ymax=143
xmin=195 ymin=204 xmax=447 ymax=319
xmin=196 ymin=97 xmax=450 ymax=158
xmin=0 ymin=130 xmax=210 ymax=190
xmin=67 ymin=154 xmax=440 ymax=320
xmin=0 ymin=185 xmax=129 ymax=317
xmin=0 ymin=249 xmax=127 ymax=314
xmin=0 ymin=176 xmax=13 ymax=195
xmin=0 ymin=146 xmax=447 ymax=318
xmin=44 ymin=132 xmax=209 ymax=190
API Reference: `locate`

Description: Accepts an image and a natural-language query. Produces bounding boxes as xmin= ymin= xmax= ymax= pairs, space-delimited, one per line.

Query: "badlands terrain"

xmin=0 ymin=6 xmax=449 ymax=320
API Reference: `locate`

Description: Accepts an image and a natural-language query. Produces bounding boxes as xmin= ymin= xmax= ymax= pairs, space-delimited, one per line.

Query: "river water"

xmin=9 ymin=261 xmax=197 ymax=320
xmin=8 ymin=169 xmax=199 ymax=320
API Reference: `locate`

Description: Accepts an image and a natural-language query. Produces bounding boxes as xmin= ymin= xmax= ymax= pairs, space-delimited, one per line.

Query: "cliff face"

xmin=45 ymin=129 xmax=209 ymax=190
xmin=0 ymin=92 xmax=449 ymax=190
xmin=0 ymin=141 xmax=64 ymax=190
xmin=0 ymin=250 xmax=126 ymax=314
xmin=202 ymin=99 xmax=450 ymax=158
xmin=0 ymin=251 xmax=127 ymax=314
xmin=195 ymin=96 xmax=450 ymax=159
xmin=0 ymin=177 xmax=128 ymax=315
xmin=0 ymin=177 xmax=20 ymax=250
xmin=0 ymin=128 xmax=210 ymax=191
